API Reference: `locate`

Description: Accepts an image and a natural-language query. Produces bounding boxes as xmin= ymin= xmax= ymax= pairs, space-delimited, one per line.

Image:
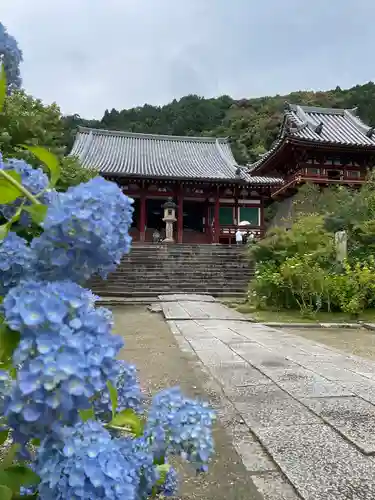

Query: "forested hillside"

xmin=63 ymin=82 xmax=375 ymax=164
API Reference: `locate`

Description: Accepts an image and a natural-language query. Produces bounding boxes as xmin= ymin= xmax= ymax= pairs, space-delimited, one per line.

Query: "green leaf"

xmin=24 ymin=204 xmax=48 ymax=225
xmin=0 ymin=485 xmax=12 ymax=500
xmin=107 ymin=380 xmax=118 ymax=418
xmin=79 ymin=407 xmax=95 ymax=422
xmin=0 ymin=171 xmax=23 ymax=204
xmin=22 ymin=146 xmax=61 ymax=186
xmin=30 ymin=438 xmax=40 ymax=448
xmin=109 ymin=408 xmax=144 ymax=437
xmin=0 ymin=430 xmax=9 ymax=446
xmin=0 ymin=63 xmax=6 ymax=114
xmin=0 ymin=324 xmax=20 ymax=363
xmin=156 ymin=463 xmax=171 ymax=486
xmin=0 ymin=223 xmax=10 ymax=241
xmin=3 ymin=465 xmax=40 ymax=488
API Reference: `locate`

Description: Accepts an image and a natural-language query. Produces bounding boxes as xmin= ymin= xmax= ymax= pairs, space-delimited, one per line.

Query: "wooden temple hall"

xmin=70 ymin=130 xmax=281 ymax=243
xmin=70 ymin=103 xmax=375 ymax=244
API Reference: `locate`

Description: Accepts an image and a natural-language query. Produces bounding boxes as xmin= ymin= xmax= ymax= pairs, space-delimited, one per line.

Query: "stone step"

xmin=93 ymin=290 xmax=246 ymax=298
xmin=95 ymin=268 xmax=254 ymax=279
xmin=90 ymin=244 xmax=252 ymax=297
xmin=92 ymin=287 xmax=247 ymax=294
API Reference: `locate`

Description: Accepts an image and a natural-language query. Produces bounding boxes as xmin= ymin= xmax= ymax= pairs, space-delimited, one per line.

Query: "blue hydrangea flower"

xmin=0 ymin=22 xmax=23 ymax=90
xmin=0 ymin=158 xmax=51 ymax=226
xmin=93 ymin=360 xmax=143 ymax=422
xmin=117 ymin=435 xmax=159 ymax=497
xmin=36 ymin=421 xmax=140 ymax=500
xmin=0 ymin=232 xmax=35 ymax=295
xmin=160 ymin=465 xmax=178 ymax=497
xmin=146 ymin=387 xmax=215 ymax=470
xmin=2 ymin=280 xmax=123 ymax=444
xmin=30 ymin=176 xmax=134 ymax=282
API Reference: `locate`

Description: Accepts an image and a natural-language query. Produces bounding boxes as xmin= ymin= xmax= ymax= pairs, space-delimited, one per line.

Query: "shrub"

xmin=329 ymin=258 xmax=375 ymax=316
xmin=250 ymin=214 xmax=334 ymax=268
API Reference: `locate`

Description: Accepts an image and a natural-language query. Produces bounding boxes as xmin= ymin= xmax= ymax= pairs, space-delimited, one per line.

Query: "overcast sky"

xmin=2 ymin=0 xmax=375 ymax=119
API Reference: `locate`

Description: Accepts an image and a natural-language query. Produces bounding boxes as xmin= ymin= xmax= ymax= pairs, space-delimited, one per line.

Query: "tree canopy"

xmin=62 ymin=82 xmax=375 ymax=164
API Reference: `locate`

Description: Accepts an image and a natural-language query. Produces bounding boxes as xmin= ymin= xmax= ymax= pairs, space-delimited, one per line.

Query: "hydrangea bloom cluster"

xmin=93 ymin=359 xmax=143 ymax=422
xmin=0 ymin=164 xmax=215 ymax=498
xmin=0 ymin=21 xmax=23 ymax=90
xmin=2 ymin=280 xmax=123 ymax=445
xmin=36 ymin=421 xmax=142 ymax=500
xmin=31 ymin=177 xmax=134 ymax=282
xmin=147 ymin=387 xmax=215 ymax=470
xmin=0 ymin=158 xmax=51 ymax=225
xmin=0 ymin=232 xmax=35 ymax=295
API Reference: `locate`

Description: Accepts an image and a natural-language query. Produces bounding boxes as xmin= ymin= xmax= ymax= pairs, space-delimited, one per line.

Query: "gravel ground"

xmin=113 ymin=305 xmax=262 ymax=500
xmin=283 ymin=327 xmax=375 ymax=360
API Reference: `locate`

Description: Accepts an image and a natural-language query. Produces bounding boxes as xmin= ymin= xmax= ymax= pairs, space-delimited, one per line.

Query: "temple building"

xmin=250 ymin=103 xmax=375 ymax=200
xmin=70 ymin=128 xmax=282 ymax=243
xmin=70 ymin=103 xmax=375 ymax=243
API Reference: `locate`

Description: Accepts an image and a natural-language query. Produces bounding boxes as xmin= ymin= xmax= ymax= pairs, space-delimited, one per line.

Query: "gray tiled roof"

xmin=249 ymin=104 xmax=375 ymax=173
xmin=70 ymin=127 xmax=282 ymax=185
xmin=284 ymin=104 xmax=375 ymax=146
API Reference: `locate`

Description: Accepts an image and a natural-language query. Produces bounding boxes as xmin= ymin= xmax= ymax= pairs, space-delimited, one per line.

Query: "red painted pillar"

xmin=214 ymin=190 xmax=220 ymax=244
xmin=139 ymin=191 xmax=146 ymax=242
xmin=205 ymin=201 xmax=210 ymax=235
xmin=177 ymin=188 xmax=183 ymax=243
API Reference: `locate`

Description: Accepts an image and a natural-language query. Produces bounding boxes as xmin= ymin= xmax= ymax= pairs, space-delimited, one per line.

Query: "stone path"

xmin=160 ymin=294 xmax=375 ymax=500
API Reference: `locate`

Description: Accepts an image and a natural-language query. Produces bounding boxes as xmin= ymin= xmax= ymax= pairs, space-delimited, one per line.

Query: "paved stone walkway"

xmin=160 ymin=294 xmax=375 ymax=500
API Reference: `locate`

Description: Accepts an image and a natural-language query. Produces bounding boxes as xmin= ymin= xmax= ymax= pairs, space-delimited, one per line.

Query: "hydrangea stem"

xmin=0 ymin=169 xmax=41 ymax=205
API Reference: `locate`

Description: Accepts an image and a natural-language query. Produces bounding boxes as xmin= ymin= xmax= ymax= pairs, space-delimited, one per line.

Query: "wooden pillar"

xmin=214 ymin=188 xmax=220 ymax=243
xmin=139 ymin=189 xmax=146 ymax=242
xmin=177 ymin=186 xmax=183 ymax=243
xmin=205 ymin=200 xmax=210 ymax=235
xmin=260 ymin=198 xmax=265 ymax=238
xmin=234 ymin=188 xmax=239 ymax=226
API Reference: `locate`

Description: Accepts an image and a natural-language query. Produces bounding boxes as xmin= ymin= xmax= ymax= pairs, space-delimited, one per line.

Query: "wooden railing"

xmin=218 ymin=225 xmax=264 ymax=244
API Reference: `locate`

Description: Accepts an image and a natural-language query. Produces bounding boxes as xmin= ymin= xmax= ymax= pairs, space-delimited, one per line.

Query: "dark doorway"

xmin=327 ymin=169 xmax=341 ymax=180
xmin=146 ymin=199 xmax=165 ymax=231
xmin=183 ymin=201 xmax=205 ymax=232
xmin=132 ymin=198 xmax=139 ymax=228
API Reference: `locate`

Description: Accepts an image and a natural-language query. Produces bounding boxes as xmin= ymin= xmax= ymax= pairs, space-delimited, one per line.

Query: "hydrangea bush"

xmin=0 ymin=66 xmax=215 ymax=499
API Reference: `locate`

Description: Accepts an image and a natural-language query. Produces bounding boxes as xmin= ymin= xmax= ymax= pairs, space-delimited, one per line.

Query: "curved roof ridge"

xmin=214 ymin=138 xmax=238 ymax=170
xmin=77 ymin=126 xmax=229 ymax=143
xmin=344 ymin=109 xmax=372 ymax=136
xmin=290 ymin=104 xmax=346 ymax=115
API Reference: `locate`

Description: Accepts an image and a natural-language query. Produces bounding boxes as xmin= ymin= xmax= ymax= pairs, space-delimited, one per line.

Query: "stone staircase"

xmin=89 ymin=244 xmax=254 ymax=299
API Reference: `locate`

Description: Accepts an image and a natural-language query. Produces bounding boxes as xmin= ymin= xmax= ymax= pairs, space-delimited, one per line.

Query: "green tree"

xmin=57 ymin=156 xmax=97 ymax=192
xmin=0 ymin=90 xmax=66 ymax=165
xmin=61 ymin=81 xmax=375 ymax=164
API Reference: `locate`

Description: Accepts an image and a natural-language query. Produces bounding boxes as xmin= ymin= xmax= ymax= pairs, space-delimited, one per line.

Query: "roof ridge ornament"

xmin=315 ymin=122 xmax=324 ymax=135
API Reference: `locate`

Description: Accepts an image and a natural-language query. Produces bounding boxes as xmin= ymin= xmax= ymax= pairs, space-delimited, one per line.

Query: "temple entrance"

xmin=182 ymin=201 xmax=205 ymax=232
xmin=182 ymin=200 xmax=208 ymax=243
xmin=132 ymin=198 xmax=139 ymax=228
xmin=146 ymin=198 xmax=165 ymax=231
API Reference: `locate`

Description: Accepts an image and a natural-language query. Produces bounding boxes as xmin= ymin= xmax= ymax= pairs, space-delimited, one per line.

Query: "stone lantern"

xmin=162 ymin=197 xmax=177 ymax=243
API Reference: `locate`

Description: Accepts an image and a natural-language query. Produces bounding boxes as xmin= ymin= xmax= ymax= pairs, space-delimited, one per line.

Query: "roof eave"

xmin=99 ymin=171 xmax=279 ymax=186
xmin=288 ymin=136 xmax=375 ymax=152
xmin=251 ymin=136 xmax=375 ymax=175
